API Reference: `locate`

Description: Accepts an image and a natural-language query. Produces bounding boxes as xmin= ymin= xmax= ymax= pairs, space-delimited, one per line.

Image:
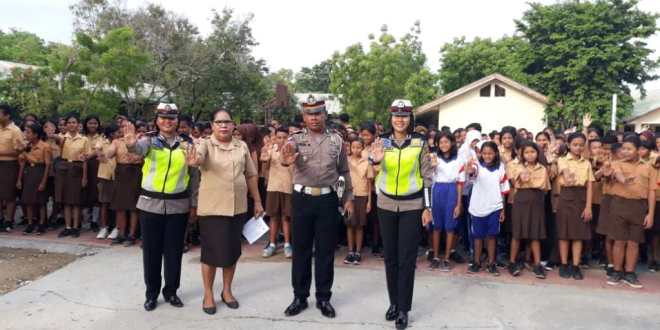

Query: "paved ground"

xmin=1 ymin=231 xmax=660 ymax=330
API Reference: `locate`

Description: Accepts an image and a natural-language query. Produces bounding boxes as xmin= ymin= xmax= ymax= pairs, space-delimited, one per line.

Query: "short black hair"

xmin=567 ymin=132 xmax=587 ymax=144
xmin=104 ymin=123 xmax=120 ymax=139
xmin=466 ymin=123 xmax=482 ymax=132
xmin=0 ymin=103 xmax=14 ymax=117
xmin=479 ymin=141 xmax=501 ymax=169
xmin=25 ymin=122 xmax=46 ymax=141
xmin=179 ymin=114 xmax=193 ymax=126
xmin=640 ymin=138 xmax=656 ymax=151
xmin=275 ymin=126 xmax=289 ymax=134
xmin=83 ymin=115 xmax=101 ymax=135
xmin=359 ymin=122 xmax=377 ymax=135
xmin=622 ymin=135 xmax=641 ymax=149
xmin=338 ymin=113 xmax=350 ymax=123
xmin=489 ymin=130 xmax=500 ymax=139
xmin=434 ymin=131 xmax=457 ymax=161
xmin=601 ymin=133 xmax=618 ymax=145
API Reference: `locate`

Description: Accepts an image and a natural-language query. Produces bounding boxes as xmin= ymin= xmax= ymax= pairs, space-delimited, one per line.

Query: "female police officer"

xmin=369 ymin=100 xmax=434 ymax=330
xmin=124 ymin=103 xmax=192 ymax=311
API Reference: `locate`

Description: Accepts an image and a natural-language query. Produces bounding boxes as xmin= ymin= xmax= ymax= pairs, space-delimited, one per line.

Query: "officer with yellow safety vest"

xmin=369 ymin=99 xmax=434 ymax=330
xmin=124 ymin=103 xmax=192 ymax=312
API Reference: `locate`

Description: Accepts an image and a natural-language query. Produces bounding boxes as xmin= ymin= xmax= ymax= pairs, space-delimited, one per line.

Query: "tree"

xmin=295 ymin=60 xmax=332 ymax=93
xmin=0 ymin=29 xmax=50 ymax=65
xmin=330 ymin=23 xmax=438 ymax=125
xmin=516 ymin=0 xmax=659 ymax=129
xmin=438 ymin=36 xmax=530 ymax=93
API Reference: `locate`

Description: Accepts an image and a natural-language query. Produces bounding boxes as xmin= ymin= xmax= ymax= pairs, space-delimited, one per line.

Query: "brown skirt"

xmin=653 ymin=201 xmax=660 ymax=234
xmin=265 ymin=191 xmax=292 ymax=218
xmin=97 ymin=178 xmax=115 ymax=204
xmin=199 ymin=214 xmax=245 ymax=267
xmin=595 ymin=195 xmax=612 ymax=236
xmin=609 ymin=197 xmax=647 ymax=243
xmin=0 ymin=160 xmax=19 ymax=201
xmin=345 ymin=196 xmax=368 ymax=227
xmin=111 ymin=163 xmax=142 ymax=211
xmin=189 ymin=167 xmax=200 ymax=208
xmin=83 ymin=158 xmax=99 ymax=206
xmin=21 ymin=164 xmax=47 ymax=206
xmin=54 ymin=161 xmax=84 ymax=205
xmin=556 ymin=186 xmax=591 ymax=240
xmin=511 ymin=189 xmax=546 ymax=240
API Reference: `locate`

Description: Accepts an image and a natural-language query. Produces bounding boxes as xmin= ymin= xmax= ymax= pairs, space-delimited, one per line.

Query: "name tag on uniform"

xmin=382 ymin=138 xmax=392 ymax=150
xmin=410 ymin=138 xmax=422 ymax=147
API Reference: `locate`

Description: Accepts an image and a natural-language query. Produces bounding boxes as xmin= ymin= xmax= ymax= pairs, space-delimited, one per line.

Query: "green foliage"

xmin=295 ymin=60 xmax=332 ymax=93
xmin=330 ymin=23 xmax=438 ymax=126
xmin=516 ymin=0 xmax=659 ymax=129
xmin=0 ymin=29 xmax=50 ymax=65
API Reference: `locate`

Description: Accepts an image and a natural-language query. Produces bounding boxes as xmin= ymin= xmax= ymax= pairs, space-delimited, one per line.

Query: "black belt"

xmin=380 ymin=190 xmax=423 ymax=201
xmin=140 ymin=189 xmax=190 ymax=200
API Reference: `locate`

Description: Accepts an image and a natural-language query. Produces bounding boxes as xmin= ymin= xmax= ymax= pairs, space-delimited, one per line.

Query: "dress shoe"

xmin=395 ymin=311 xmax=408 ymax=330
xmin=385 ymin=305 xmax=398 ymax=321
xmin=164 ymin=295 xmax=184 ymax=308
xmin=202 ymin=305 xmax=217 ymax=315
xmin=316 ymin=300 xmax=336 ymax=318
xmin=144 ymin=299 xmax=158 ymax=311
xmin=284 ymin=297 xmax=308 ymax=316
xmin=221 ymin=292 xmax=239 ymax=309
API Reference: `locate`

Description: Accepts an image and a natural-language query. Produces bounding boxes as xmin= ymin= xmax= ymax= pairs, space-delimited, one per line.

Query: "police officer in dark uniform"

xmin=281 ymin=95 xmax=354 ymax=318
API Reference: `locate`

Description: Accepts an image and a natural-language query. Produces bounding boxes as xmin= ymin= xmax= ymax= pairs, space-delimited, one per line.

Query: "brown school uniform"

xmin=265 ymin=146 xmax=293 ymax=218
xmin=21 ymin=140 xmax=51 ymax=206
xmin=347 ymin=156 xmax=374 ymax=227
xmin=596 ymin=176 xmax=615 ymax=237
xmin=503 ymin=157 xmax=518 ymax=233
xmin=554 ymin=153 xmax=595 ymax=240
xmin=55 ymin=133 xmax=90 ymax=205
xmin=111 ymin=139 xmax=142 ymax=211
xmin=84 ymin=133 xmax=103 ymax=205
xmin=0 ymin=122 xmax=24 ymax=201
xmin=509 ymin=162 xmax=550 ymax=240
xmin=96 ymin=138 xmax=116 ymax=204
xmin=608 ymin=160 xmax=656 ymax=243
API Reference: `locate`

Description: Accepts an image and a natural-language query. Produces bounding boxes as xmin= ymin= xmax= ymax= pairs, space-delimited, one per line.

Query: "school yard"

xmin=0 ymin=231 xmax=659 ymax=330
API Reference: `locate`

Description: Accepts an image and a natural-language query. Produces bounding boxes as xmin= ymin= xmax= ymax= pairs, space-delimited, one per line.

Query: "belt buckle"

xmin=309 ymin=187 xmax=321 ymax=196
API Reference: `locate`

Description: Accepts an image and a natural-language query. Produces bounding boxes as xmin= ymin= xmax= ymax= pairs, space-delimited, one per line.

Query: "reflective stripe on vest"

xmin=141 ymin=144 xmax=189 ymax=195
xmin=376 ymin=138 xmax=423 ymax=197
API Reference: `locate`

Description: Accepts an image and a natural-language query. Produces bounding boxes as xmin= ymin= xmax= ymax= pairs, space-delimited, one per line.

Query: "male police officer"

xmin=281 ymin=95 xmax=354 ymax=318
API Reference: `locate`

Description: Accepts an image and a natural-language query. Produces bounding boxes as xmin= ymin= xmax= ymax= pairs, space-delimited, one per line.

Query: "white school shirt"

xmin=433 ymin=156 xmax=465 ymax=184
xmin=468 ymin=162 xmax=510 ymax=217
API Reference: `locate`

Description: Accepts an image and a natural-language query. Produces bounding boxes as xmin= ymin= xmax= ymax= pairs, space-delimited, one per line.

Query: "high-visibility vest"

xmin=141 ymin=135 xmax=190 ymax=199
xmin=376 ymin=135 xmax=424 ymax=197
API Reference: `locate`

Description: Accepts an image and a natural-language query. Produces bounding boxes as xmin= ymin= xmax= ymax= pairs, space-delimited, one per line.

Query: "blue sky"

xmin=2 ymin=0 xmax=660 ymax=90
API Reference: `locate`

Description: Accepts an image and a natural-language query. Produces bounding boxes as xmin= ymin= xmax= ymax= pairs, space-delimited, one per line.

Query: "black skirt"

xmin=21 ymin=164 xmax=47 ymax=206
xmin=199 ymin=214 xmax=246 ymax=267
xmin=511 ymin=189 xmax=546 ymax=240
xmin=111 ymin=163 xmax=142 ymax=211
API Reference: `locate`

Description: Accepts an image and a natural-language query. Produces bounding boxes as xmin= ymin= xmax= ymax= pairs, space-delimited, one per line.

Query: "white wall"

xmin=628 ymin=109 xmax=660 ymax=132
xmin=435 ymin=84 xmax=546 ymax=134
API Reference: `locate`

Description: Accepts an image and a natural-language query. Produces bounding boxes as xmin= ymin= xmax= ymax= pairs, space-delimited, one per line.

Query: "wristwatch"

xmin=368 ymin=155 xmax=380 ymax=165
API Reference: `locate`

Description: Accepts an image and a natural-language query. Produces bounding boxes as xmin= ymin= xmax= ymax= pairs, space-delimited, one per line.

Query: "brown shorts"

xmin=609 ymin=197 xmax=647 ymax=243
xmin=266 ymin=191 xmax=292 ymax=218
xmin=0 ymin=160 xmax=19 ymax=201
xmin=652 ymin=201 xmax=660 ymax=233
xmin=556 ymin=187 xmax=591 ymax=241
xmin=345 ymin=196 xmax=368 ymax=227
xmin=97 ymin=178 xmax=115 ymax=204
xmin=596 ymin=195 xmax=612 ymax=236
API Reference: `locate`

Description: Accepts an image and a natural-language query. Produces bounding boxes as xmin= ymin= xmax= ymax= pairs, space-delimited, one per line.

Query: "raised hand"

xmin=185 ymin=143 xmax=199 ymax=166
xmin=122 ymin=121 xmax=137 ymax=147
xmin=520 ymin=168 xmax=531 ymax=182
xmin=281 ymin=141 xmax=299 ymax=165
xmin=370 ymin=138 xmax=385 ymax=163
xmin=582 ymin=112 xmax=592 ymax=128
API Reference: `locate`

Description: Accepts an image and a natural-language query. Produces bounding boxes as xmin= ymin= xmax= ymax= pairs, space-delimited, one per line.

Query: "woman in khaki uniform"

xmin=17 ymin=123 xmax=51 ymax=235
xmin=188 ymin=108 xmax=264 ymax=315
xmin=56 ymin=115 xmax=91 ymax=238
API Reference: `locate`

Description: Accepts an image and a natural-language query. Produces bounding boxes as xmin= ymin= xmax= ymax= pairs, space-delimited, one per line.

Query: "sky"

xmin=2 ymin=0 xmax=660 ymax=89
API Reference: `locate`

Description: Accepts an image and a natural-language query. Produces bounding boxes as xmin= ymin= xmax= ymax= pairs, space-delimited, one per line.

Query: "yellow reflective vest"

xmin=376 ymin=135 xmax=424 ymax=197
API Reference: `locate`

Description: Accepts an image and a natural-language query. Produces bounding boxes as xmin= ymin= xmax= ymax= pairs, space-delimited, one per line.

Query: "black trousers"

xmin=291 ymin=191 xmax=339 ymax=301
xmin=140 ymin=211 xmax=188 ymax=300
xmin=378 ymin=207 xmax=422 ymax=312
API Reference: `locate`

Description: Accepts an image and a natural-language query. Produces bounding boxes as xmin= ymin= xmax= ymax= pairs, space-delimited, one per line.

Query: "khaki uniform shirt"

xmin=610 ymin=160 xmax=657 ymax=200
xmin=555 ymin=153 xmax=595 ymax=188
xmin=266 ymin=146 xmax=293 ymax=194
xmin=196 ymin=136 xmax=258 ymax=217
xmin=97 ymin=138 xmax=116 ymax=180
xmin=61 ymin=133 xmax=90 ymax=162
xmin=0 ymin=122 xmax=24 ymax=161
xmin=24 ymin=140 xmax=51 ymax=165
xmin=349 ymin=156 xmax=374 ymax=197
xmin=509 ymin=162 xmax=550 ymax=191
xmin=289 ymin=129 xmax=353 ymax=201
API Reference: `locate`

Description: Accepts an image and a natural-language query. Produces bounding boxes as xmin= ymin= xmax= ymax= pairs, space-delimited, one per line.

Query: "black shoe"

xmin=607 ymin=271 xmax=623 ymax=286
xmin=343 ymin=253 xmax=354 ymax=265
xmin=90 ymin=222 xmax=99 ymax=232
xmin=572 ymin=265 xmax=584 ymax=280
xmin=622 ymin=272 xmax=643 ymax=289
xmin=58 ymin=228 xmax=71 ymax=238
xmin=533 ymin=264 xmax=546 ymax=279
xmin=144 ymin=298 xmax=158 ymax=311
xmin=429 ymin=258 xmax=441 ymax=270
xmin=123 ymin=236 xmax=136 ymax=247
xmin=111 ymin=236 xmax=125 ymax=245
xmin=71 ymin=228 xmax=80 ymax=238
xmin=467 ymin=263 xmax=480 ymax=274
xmin=508 ymin=262 xmax=521 ymax=277
xmin=203 ymin=304 xmax=217 ymax=315
xmin=606 ymin=264 xmax=615 ymax=277
xmin=648 ymin=261 xmax=658 ymax=272
xmin=284 ymin=297 xmax=308 ymax=316
xmin=395 ymin=311 xmax=409 ymax=330
xmin=449 ymin=250 xmax=466 ymax=264
xmin=36 ymin=224 xmax=46 ymax=235
xmin=385 ymin=305 xmax=398 ymax=321
xmin=353 ymin=253 xmax=362 ymax=265
xmin=487 ymin=263 xmax=500 ymax=276
xmin=316 ymin=301 xmax=336 ymax=318
xmin=164 ymin=295 xmax=184 ymax=308
xmin=559 ymin=264 xmax=571 ymax=278
xmin=372 ymin=245 xmax=381 ymax=256
xmin=221 ymin=292 xmax=239 ymax=309
xmin=23 ymin=224 xmax=36 ymax=235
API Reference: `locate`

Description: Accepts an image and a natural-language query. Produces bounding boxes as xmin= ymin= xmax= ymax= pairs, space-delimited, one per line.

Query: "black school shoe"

xmin=449 ymin=250 xmax=467 ymax=264
xmin=533 ymin=264 xmax=546 ymax=279
xmin=487 ymin=263 xmax=500 ymax=276
xmin=467 ymin=263 xmax=481 ymax=274
xmin=353 ymin=253 xmax=362 ymax=265
xmin=559 ymin=264 xmax=571 ymax=278
xmin=508 ymin=262 xmax=521 ymax=277
xmin=58 ymin=228 xmax=72 ymax=238
xmin=622 ymin=272 xmax=643 ymax=289
xmin=23 ymin=224 xmax=36 ymax=235
xmin=71 ymin=228 xmax=80 ymax=238
xmin=36 ymin=224 xmax=47 ymax=235
xmin=571 ymin=265 xmax=584 ymax=280
xmin=607 ymin=271 xmax=623 ymax=286
xmin=343 ymin=253 xmax=355 ymax=264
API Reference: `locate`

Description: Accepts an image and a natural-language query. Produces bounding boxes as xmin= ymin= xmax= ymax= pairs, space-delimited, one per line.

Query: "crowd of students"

xmin=2 ymin=102 xmax=659 ymax=290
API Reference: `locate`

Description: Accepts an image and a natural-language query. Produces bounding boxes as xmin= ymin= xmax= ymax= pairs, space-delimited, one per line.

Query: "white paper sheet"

xmin=242 ymin=215 xmax=269 ymax=244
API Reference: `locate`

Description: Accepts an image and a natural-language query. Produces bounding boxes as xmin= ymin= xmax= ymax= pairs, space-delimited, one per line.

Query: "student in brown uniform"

xmin=261 ymin=126 xmax=294 ymax=259
xmin=83 ymin=115 xmax=103 ymax=231
xmin=606 ymin=135 xmax=656 ymax=289
xmin=94 ymin=124 xmax=119 ymax=239
xmin=0 ymin=105 xmax=25 ymax=232
xmin=17 ymin=123 xmax=51 ymax=235
xmin=649 ymin=153 xmax=660 ymax=272
xmin=554 ymin=132 xmax=594 ymax=280
xmin=187 ymin=108 xmax=264 ymax=314
xmin=43 ymin=119 xmax=62 ymax=227
xmin=344 ymin=138 xmax=373 ymax=265
xmin=507 ymin=141 xmax=550 ymax=279
xmin=56 ymin=114 xmax=91 ymax=238
xmin=106 ymin=119 xmax=143 ymax=246
xmin=595 ymin=135 xmax=619 ymax=276
xmin=586 ymin=138 xmax=604 ymax=266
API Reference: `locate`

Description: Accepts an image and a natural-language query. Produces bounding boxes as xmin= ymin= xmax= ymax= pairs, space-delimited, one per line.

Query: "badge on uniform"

xmin=382 ymin=138 xmax=393 ymax=150
xmin=410 ymin=138 xmax=422 ymax=147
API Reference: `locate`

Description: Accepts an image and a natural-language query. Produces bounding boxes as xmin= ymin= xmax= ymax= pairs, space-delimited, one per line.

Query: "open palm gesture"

xmin=371 ymin=138 xmax=385 ymax=163
xmin=281 ymin=141 xmax=298 ymax=165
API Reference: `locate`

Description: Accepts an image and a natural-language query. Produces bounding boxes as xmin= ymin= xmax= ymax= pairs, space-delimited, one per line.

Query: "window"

xmin=479 ymin=85 xmax=491 ymax=97
xmin=494 ymin=85 xmax=506 ymax=97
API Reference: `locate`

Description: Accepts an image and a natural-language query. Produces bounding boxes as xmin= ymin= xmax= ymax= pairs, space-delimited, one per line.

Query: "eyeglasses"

xmin=213 ymin=120 xmax=233 ymax=126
